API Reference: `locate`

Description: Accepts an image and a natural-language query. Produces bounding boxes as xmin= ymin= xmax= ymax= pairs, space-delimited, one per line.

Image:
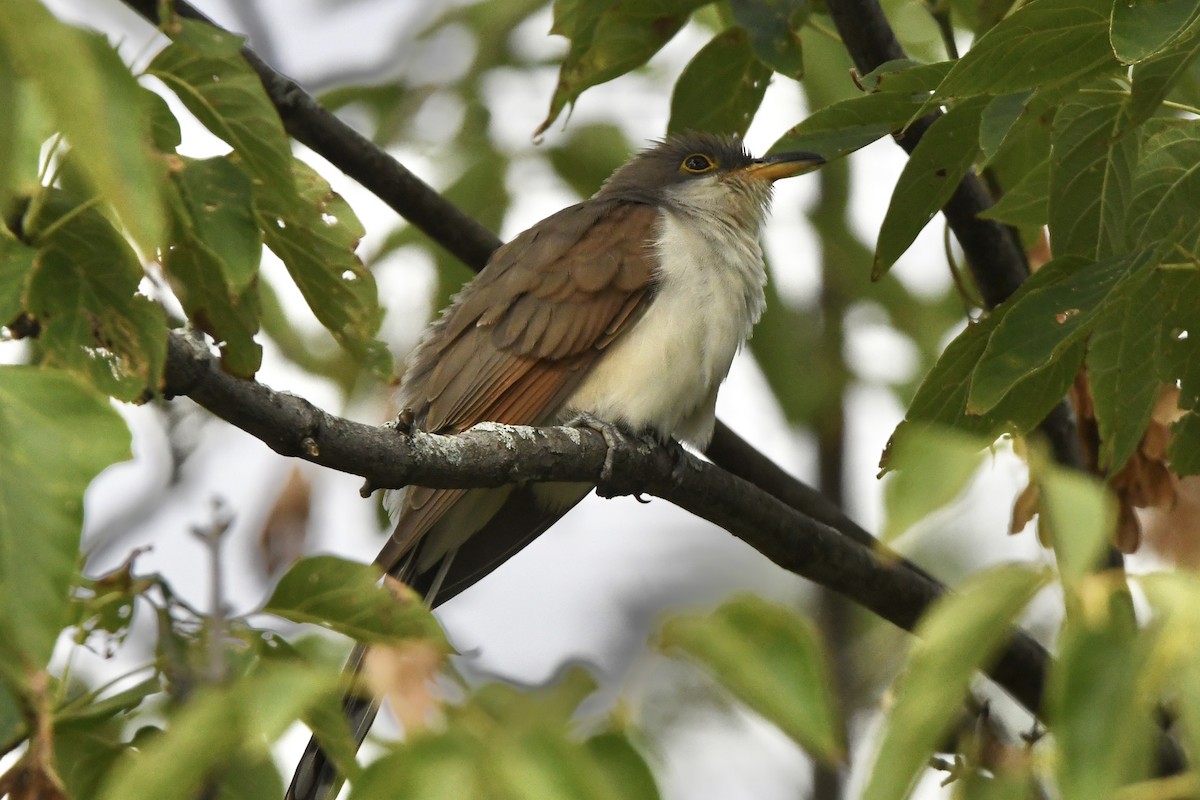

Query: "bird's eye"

xmin=682 ymin=154 xmax=715 ymax=173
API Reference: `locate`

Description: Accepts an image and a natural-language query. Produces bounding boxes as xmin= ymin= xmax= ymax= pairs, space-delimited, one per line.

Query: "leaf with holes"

xmin=968 ymin=251 xmax=1158 ymax=415
xmin=23 ymin=190 xmax=166 ymax=400
xmin=164 ymin=156 xmax=263 ymax=376
xmin=148 ymin=18 xmax=298 ymax=214
xmin=259 ymin=160 xmax=390 ymax=377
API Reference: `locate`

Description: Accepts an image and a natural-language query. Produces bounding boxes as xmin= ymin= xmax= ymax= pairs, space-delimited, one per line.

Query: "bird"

xmin=285 ymin=132 xmax=823 ymax=800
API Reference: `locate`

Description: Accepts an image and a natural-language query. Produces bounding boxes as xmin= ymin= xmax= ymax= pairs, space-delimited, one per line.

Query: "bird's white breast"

xmin=565 ymin=208 xmax=767 ymax=447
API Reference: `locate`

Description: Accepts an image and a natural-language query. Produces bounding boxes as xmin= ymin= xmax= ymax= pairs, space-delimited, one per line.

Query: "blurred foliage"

xmin=4 ymin=0 xmax=1200 ymax=797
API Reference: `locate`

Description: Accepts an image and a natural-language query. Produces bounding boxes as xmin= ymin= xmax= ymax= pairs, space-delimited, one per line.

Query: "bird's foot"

xmin=566 ymin=412 xmax=634 ymax=486
xmin=566 ymin=414 xmax=693 ymax=498
xmin=656 ymin=435 xmax=694 ymax=485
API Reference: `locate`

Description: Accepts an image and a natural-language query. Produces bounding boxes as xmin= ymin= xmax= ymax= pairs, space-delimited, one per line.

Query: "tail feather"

xmin=284 ymin=642 xmax=375 ymax=800
xmin=284 ymin=484 xmax=589 ymax=799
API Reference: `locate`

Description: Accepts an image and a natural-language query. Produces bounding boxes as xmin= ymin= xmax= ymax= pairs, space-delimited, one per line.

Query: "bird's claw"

xmin=566 ymin=412 xmax=629 ymax=484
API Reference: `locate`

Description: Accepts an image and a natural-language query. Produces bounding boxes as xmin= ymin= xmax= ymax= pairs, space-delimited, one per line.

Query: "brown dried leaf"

xmin=1144 ymin=475 xmax=1200 ymax=568
xmin=1010 ymin=480 xmax=1041 ymax=535
xmin=363 ymin=640 xmax=445 ymax=731
xmin=258 ymin=467 xmax=312 ymax=575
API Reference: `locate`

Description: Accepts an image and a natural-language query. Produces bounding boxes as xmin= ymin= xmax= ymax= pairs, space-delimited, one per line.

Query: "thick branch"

xmin=130 ymin=0 xmax=1058 ymax=717
xmin=163 ymin=331 xmax=1049 ymax=714
xmin=122 ymin=0 xmax=917 ymax=568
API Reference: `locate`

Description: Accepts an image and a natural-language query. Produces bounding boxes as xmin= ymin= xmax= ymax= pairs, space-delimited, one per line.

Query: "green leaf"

xmin=668 ymin=28 xmax=771 ymax=137
xmin=214 ymin=753 xmax=284 ymax=800
xmin=1169 ymin=412 xmax=1200 ymax=475
xmin=171 ymin=156 xmax=261 ymax=293
xmin=260 ymin=159 xmax=390 ymax=377
xmin=968 ymin=251 xmax=1155 ymax=414
xmin=0 ymin=235 xmax=34 ymax=327
xmin=56 ymin=676 xmax=161 ymax=726
xmin=856 ymin=59 xmax=954 ymax=94
xmin=350 ymin=732 xmax=484 ymax=800
xmin=1086 ymin=271 xmax=1163 ymax=472
xmin=0 ymin=76 xmax=51 ymax=204
xmin=0 ymin=7 xmax=165 ymax=253
xmin=1129 ymin=121 xmax=1200 ymax=256
xmin=978 ymin=91 xmax=1033 ymax=163
xmin=887 ymin=264 xmax=1099 ymax=459
xmin=874 ymin=96 xmax=988 ymax=278
xmin=1140 ymin=572 xmax=1200 ymax=770
xmin=263 ymin=555 xmax=448 ymax=646
xmin=164 ymin=156 xmax=263 ymax=376
xmin=584 ymin=734 xmax=660 ymax=800
xmin=861 ymin=564 xmax=1047 ymax=800
xmin=1048 ymin=87 xmax=1137 ymax=260
xmin=98 ymin=663 xmax=337 ymax=800
xmin=660 ymin=595 xmax=844 ymax=763
xmin=1153 ymin=267 xmax=1200 ymax=411
xmin=729 ymin=0 xmax=808 ymax=78
xmin=1039 ymin=466 xmax=1115 ymax=584
xmin=55 ymin=720 xmax=128 ymax=800
xmin=979 ymin=156 xmax=1050 ymax=227
xmin=0 ymin=367 xmax=130 ymax=674
xmin=147 ymin=19 xmax=297 ymax=215
xmin=1048 ymin=587 xmax=1155 ymax=800
xmin=881 ymin=425 xmax=987 ymax=541
xmin=1110 ymin=0 xmax=1200 ymax=64
xmin=537 ymin=0 xmax=709 ymax=138
xmin=1130 ymin=27 xmax=1200 ymax=122
xmin=23 ymin=189 xmax=166 ymax=400
xmin=142 ymin=87 xmax=182 ymax=152
xmin=352 ymin=669 xmax=653 ymax=800
xmin=928 ymin=0 xmax=1116 ymax=102
xmin=768 ymin=91 xmax=929 ymax=162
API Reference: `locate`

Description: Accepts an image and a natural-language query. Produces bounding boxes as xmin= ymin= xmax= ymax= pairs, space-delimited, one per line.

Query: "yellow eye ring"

xmin=682 ymin=154 xmax=715 ymax=173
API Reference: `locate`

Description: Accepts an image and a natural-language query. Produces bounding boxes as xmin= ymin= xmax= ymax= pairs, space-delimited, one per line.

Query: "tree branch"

xmin=163 ymin=331 xmax=1049 ymax=715
xmin=126 ymin=0 xmax=1061 ymax=719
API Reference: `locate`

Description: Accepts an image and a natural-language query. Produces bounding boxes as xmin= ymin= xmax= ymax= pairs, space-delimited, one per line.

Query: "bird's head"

xmin=595 ymin=132 xmax=824 ymax=225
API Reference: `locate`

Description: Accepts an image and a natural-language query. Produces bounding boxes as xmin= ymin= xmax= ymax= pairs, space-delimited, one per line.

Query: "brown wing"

xmin=376 ymin=200 xmax=659 ymax=573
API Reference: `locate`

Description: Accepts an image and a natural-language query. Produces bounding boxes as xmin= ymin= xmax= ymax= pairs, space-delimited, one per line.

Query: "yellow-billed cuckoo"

xmin=286 ymin=132 xmax=823 ymax=800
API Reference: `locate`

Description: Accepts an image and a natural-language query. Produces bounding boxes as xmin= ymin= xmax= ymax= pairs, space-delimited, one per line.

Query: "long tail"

xmin=284 ymin=484 xmax=585 ymax=799
xmin=284 ymin=642 xmax=376 ymax=800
